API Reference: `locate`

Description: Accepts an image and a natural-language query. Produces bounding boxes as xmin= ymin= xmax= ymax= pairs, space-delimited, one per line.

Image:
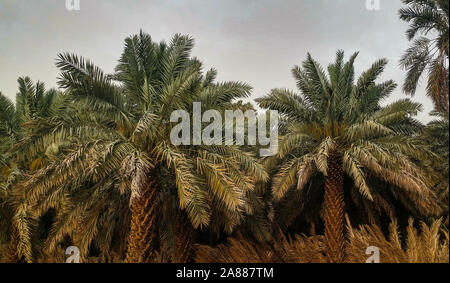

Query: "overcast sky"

xmin=0 ymin=0 xmax=435 ymax=121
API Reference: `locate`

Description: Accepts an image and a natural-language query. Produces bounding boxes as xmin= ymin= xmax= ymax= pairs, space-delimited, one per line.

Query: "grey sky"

xmin=0 ymin=0 xmax=434 ymax=121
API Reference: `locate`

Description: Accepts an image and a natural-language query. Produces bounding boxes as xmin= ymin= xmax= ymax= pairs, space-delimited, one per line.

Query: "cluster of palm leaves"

xmin=399 ymin=0 xmax=449 ymax=112
xmin=0 ymin=1 xmax=448 ymax=263
xmin=1 ymin=32 xmax=269 ymax=263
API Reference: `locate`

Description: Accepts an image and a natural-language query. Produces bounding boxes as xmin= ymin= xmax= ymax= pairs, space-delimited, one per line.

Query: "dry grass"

xmin=5 ymin=218 xmax=447 ymax=263
xmin=346 ymin=217 xmax=448 ymax=263
xmin=195 ymin=231 xmax=327 ymax=263
xmin=195 ymin=219 xmax=449 ymax=263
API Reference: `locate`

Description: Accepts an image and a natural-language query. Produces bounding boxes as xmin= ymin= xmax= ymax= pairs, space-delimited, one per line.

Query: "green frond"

xmin=400 ymin=37 xmax=433 ymax=96
xmin=161 ymin=34 xmax=195 ymax=85
xmin=344 ymin=120 xmax=395 ymax=142
xmin=199 ymin=81 xmax=252 ymax=109
xmin=256 ymin=88 xmax=317 ymax=123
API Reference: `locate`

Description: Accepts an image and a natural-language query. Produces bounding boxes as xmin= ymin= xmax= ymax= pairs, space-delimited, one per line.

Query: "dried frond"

xmin=346 ymin=217 xmax=449 ymax=263
xmin=195 ymin=231 xmax=326 ymax=263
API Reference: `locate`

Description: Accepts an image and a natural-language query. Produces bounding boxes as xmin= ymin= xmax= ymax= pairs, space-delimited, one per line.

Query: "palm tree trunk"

xmin=323 ymin=151 xmax=345 ymax=263
xmin=174 ymin=213 xmax=195 ymax=263
xmin=125 ymin=177 xmax=158 ymax=263
xmin=7 ymin=226 xmax=20 ymax=263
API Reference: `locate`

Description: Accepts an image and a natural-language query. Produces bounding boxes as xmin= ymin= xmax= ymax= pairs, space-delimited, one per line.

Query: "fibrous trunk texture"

xmin=125 ymin=177 xmax=157 ymax=263
xmin=174 ymin=213 xmax=195 ymax=263
xmin=7 ymin=226 xmax=20 ymax=263
xmin=323 ymin=151 xmax=345 ymax=263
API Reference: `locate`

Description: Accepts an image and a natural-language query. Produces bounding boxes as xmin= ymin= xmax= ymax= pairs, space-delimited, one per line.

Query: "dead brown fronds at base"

xmin=346 ymin=217 xmax=449 ymax=263
xmin=195 ymin=219 xmax=449 ymax=263
xmin=195 ymin=231 xmax=327 ymax=263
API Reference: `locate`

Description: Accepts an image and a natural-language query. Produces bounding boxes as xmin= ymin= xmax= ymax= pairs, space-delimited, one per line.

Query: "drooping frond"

xmin=400 ymin=37 xmax=433 ymax=95
xmin=272 ymin=155 xmax=317 ymax=201
xmin=56 ymin=53 xmax=131 ymax=129
xmin=255 ymin=89 xmax=316 ymax=123
xmin=399 ymin=0 xmax=449 ymax=111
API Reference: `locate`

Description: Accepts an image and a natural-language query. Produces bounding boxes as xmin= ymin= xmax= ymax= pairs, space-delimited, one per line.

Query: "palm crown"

xmin=14 ymin=31 xmax=267 ymax=262
xmin=257 ymin=51 xmax=441 ymax=262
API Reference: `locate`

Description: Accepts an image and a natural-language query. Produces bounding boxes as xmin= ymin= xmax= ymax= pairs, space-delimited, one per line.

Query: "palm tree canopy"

xmin=13 ymin=31 xmax=268 ymax=261
xmin=399 ymin=0 xmax=449 ymax=112
xmin=257 ymin=51 xmax=442 ymax=225
xmin=0 ymin=78 xmax=62 ymax=262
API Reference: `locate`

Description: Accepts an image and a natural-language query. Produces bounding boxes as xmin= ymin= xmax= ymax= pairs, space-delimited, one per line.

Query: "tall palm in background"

xmin=257 ymin=51 xmax=441 ymax=262
xmin=15 ymin=32 xmax=267 ymax=262
xmin=399 ymin=0 xmax=449 ymax=112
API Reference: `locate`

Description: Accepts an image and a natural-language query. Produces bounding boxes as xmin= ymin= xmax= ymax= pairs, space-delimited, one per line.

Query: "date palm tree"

xmin=256 ymin=51 xmax=441 ymax=262
xmin=17 ymin=31 xmax=267 ymax=262
xmin=399 ymin=0 xmax=449 ymax=112
xmin=0 ymin=80 xmax=59 ymax=262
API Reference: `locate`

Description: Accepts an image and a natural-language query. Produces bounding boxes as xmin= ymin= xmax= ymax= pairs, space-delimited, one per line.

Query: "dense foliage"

xmin=399 ymin=0 xmax=449 ymax=112
xmin=0 ymin=1 xmax=448 ymax=263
